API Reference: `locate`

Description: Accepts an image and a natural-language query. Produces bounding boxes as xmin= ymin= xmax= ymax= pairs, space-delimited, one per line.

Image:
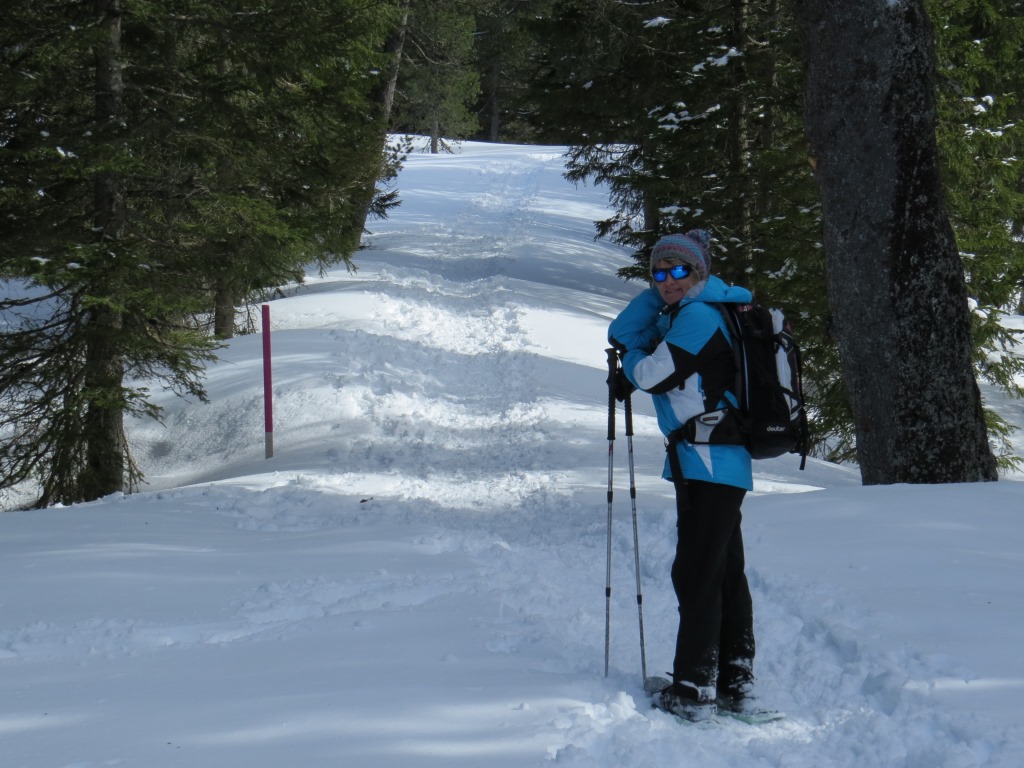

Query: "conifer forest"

xmin=2 ymin=0 xmax=1024 ymax=507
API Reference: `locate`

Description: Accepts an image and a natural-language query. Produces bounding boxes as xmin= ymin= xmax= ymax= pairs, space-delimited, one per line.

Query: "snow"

xmin=3 ymin=138 xmax=1023 ymax=767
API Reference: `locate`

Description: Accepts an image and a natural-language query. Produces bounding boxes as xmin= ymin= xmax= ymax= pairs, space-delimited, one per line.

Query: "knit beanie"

xmin=649 ymin=230 xmax=712 ymax=282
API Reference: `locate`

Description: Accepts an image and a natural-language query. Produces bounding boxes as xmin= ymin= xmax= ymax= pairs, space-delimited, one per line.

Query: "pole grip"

xmin=606 ymin=348 xmax=619 ymax=441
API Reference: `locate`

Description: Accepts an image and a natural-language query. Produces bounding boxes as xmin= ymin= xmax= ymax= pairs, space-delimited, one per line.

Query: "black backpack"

xmin=717 ymin=303 xmax=808 ymax=467
xmin=674 ymin=302 xmax=809 ymax=469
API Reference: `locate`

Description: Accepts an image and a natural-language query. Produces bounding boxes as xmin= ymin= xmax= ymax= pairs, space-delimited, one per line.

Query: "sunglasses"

xmin=652 ymin=264 xmax=691 ymax=283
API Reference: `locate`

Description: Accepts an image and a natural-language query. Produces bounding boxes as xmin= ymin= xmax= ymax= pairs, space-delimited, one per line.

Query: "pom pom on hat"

xmin=649 ymin=230 xmax=712 ymax=281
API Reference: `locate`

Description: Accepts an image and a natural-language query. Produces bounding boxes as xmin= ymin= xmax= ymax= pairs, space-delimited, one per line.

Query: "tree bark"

xmin=351 ymin=1 xmax=411 ymax=236
xmin=378 ymin=2 xmax=410 ymax=121
xmin=81 ymin=306 xmax=127 ymax=501
xmin=213 ymin=280 xmax=237 ymax=339
xmin=82 ymin=0 xmax=128 ymax=501
xmin=729 ymin=0 xmax=754 ymax=263
xmin=487 ymin=55 xmax=501 ymax=142
xmin=798 ymin=0 xmax=997 ymax=484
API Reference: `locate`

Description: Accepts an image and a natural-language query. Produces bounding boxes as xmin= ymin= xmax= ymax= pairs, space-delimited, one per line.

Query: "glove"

xmin=608 ymin=366 xmax=637 ymax=402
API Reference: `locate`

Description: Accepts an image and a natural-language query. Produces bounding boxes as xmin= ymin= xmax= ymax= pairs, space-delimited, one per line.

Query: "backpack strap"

xmin=679 ymin=303 xmax=748 ymax=446
xmin=712 ymin=302 xmax=746 ymax=415
xmin=665 ymin=426 xmax=687 ymax=487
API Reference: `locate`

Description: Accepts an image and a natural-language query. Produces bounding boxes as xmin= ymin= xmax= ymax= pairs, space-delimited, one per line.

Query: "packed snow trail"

xmin=2 ymin=140 xmax=1022 ymax=768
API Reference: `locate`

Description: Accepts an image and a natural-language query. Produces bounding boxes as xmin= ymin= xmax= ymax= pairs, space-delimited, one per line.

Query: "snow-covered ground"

xmin=2 ymin=140 xmax=1023 ymax=767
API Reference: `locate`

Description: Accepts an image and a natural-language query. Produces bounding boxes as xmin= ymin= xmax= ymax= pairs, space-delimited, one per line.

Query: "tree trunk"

xmin=752 ymin=0 xmax=779 ymax=222
xmin=1014 ymin=205 xmax=1024 ymax=315
xmin=81 ymin=306 xmax=127 ymax=501
xmin=213 ymin=280 xmax=237 ymax=339
xmin=642 ymin=147 xmax=661 ymax=238
xmin=82 ymin=0 xmax=128 ymax=501
xmin=798 ymin=0 xmax=997 ymax=484
xmin=378 ymin=2 xmax=409 ymax=121
xmin=487 ymin=55 xmax=501 ymax=142
xmin=351 ymin=2 xmax=410 ymax=237
xmin=729 ymin=0 xmax=754 ymax=264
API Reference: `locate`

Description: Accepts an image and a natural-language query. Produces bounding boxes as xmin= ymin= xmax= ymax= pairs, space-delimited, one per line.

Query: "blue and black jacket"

xmin=608 ymin=277 xmax=753 ymax=491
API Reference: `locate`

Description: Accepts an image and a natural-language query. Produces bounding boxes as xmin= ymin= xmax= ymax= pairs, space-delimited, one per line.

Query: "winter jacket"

xmin=608 ymin=277 xmax=753 ymax=491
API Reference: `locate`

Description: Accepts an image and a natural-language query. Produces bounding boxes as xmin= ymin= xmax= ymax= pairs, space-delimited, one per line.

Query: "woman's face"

xmin=652 ymin=260 xmax=698 ymax=305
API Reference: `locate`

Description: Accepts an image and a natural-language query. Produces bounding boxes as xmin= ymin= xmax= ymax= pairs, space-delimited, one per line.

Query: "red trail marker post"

xmin=262 ymin=304 xmax=274 ymax=459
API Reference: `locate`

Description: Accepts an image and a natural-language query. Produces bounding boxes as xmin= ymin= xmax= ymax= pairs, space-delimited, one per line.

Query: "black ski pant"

xmin=670 ymin=478 xmax=755 ymax=700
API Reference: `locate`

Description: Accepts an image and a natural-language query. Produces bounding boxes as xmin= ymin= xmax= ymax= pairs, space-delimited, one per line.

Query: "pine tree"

xmin=525 ymin=0 xmax=839 ymax=454
xmin=145 ymin=0 xmax=400 ymax=337
xmin=930 ymin=0 xmax=1024 ymax=464
xmin=350 ymin=1 xmax=412 ymax=240
xmin=1 ymin=0 xmax=217 ymax=506
xmin=1 ymin=0 xmax=398 ymax=507
xmin=473 ymin=0 xmax=552 ymax=142
xmin=526 ymin=1 xmax=815 ymax=285
xmin=393 ymin=0 xmax=483 ymax=153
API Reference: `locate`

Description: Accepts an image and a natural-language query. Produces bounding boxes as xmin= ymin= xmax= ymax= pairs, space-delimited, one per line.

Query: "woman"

xmin=608 ymin=230 xmax=758 ymax=722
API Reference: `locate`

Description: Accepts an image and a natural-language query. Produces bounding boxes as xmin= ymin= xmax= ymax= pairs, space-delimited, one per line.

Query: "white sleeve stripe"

xmin=666 ymin=374 xmax=705 ymax=424
xmin=632 ymin=341 xmax=677 ymax=391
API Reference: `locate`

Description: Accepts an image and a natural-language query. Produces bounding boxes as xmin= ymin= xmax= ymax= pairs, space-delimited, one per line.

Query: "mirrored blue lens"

xmin=652 ymin=264 xmax=691 ymax=283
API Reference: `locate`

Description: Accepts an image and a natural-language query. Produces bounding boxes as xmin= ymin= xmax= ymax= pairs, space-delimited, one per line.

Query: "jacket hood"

xmin=684 ymin=275 xmax=752 ymax=306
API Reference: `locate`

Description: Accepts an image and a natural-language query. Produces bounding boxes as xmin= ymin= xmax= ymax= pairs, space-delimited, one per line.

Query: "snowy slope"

xmin=2 ymin=140 xmax=1023 ymax=768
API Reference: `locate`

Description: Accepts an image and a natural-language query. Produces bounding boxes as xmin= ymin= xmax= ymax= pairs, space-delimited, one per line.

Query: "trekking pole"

xmin=604 ymin=348 xmax=617 ymax=677
xmin=623 ymin=387 xmax=649 ymax=684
